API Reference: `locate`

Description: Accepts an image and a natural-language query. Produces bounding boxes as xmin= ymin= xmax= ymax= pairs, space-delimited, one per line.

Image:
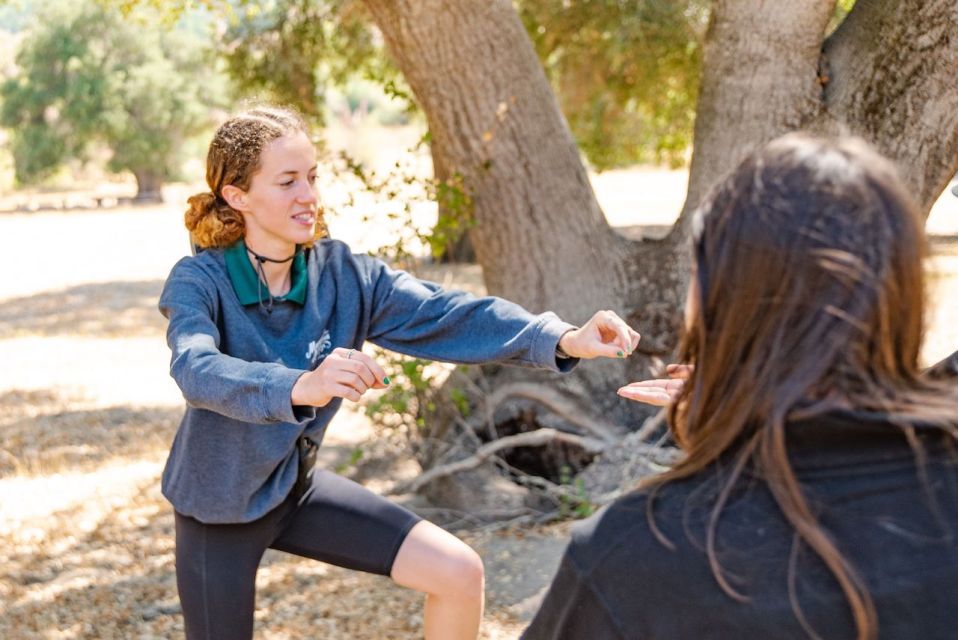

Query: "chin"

xmin=284 ymin=229 xmax=316 ymax=246
xmin=295 ymin=231 xmax=316 ymax=246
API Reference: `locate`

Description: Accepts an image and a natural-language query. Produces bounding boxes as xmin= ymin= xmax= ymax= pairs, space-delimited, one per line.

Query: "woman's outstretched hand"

xmin=558 ymin=310 xmax=641 ymax=359
xmin=617 ymin=364 xmax=692 ymax=406
xmin=291 ymin=348 xmax=389 ymax=407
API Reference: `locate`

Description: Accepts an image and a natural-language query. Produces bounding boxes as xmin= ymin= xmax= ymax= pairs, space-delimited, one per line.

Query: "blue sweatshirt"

xmin=159 ymin=239 xmax=578 ymax=523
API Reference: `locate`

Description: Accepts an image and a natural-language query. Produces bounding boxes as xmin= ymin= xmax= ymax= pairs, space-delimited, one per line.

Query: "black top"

xmin=523 ymin=410 xmax=958 ymax=639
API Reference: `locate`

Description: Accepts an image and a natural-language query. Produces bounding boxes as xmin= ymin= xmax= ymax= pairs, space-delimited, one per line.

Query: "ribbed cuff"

xmin=532 ymin=313 xmax=580 ymax=373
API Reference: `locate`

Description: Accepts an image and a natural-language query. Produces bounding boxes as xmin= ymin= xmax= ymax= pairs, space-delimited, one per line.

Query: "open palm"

xmin=617 ymin=364 xmax=692 ymax=406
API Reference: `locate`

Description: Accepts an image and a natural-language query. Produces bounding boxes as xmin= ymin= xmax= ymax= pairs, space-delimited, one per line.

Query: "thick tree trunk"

xmin=362 ymin=0 xmax=958 ymax=497
xmin=364 ymin=0 xmax=679 ymax=429
xmin=681 ymin=0 xmax=958 ymax=226
xmin=132 ymin=170 xmax=164 ymax=203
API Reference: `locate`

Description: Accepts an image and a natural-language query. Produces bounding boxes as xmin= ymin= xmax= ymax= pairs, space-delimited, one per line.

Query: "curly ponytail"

xmin=184 ymin=191 xmax=246 ymax=248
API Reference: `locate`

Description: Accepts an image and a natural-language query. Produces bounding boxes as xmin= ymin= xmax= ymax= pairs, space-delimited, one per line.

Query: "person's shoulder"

xmin=311 ymin=239 xmax=407 ymax=290
xmin=310 ymin=238 xmax=378 ymax=269
xmin=311 ymin=237 xmax=350 ymax=254
xmin=163 ymin=249 xmax=226 ymax=295
xmin=169 ymin=248 xmax=224 ymax=274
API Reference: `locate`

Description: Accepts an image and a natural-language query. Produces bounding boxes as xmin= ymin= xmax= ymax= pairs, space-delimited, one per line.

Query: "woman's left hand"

xmin=558 ymin=310 xmax=641 ymax=359
xmin=617 ymin=364 xmax=692 ymax=406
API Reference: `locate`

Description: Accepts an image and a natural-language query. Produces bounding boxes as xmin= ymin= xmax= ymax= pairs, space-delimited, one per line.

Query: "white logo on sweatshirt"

xmin=306 ymin=330 xmax=332 ymax=367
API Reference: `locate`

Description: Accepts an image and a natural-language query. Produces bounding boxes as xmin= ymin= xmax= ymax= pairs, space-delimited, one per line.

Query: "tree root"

xmin=391 ymin=427 xmax=607 ymax=495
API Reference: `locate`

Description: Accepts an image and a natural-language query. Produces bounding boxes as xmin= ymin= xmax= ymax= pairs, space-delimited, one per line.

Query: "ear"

xmin=221 ymin=184 xmax=249 ymax=212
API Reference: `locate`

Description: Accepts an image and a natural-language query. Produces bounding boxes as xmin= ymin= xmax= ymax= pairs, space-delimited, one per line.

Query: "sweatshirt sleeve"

xmin=158 ymin=261 xmax=316 ymax=425
xmin=363 ymin=258 xmax=579 ymax=373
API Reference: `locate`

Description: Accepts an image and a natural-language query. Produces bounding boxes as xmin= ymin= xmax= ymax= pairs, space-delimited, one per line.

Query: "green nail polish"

xmin=617 ymin=350 xmax=624 ymax=357
xmin=383 ymin=376 xmax=391 ymax=385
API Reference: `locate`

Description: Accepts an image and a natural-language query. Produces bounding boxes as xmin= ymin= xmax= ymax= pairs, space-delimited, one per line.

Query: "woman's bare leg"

xmin=390 ymin=520 xmax=485 ymax=639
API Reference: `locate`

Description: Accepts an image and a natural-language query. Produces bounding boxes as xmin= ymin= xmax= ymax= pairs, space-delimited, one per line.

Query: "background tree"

xmin=208 ymin=0 xmax=705 ymax=168
xmin=218 ymin=0 xmax=384 ymax=127
xmin=0 ymin=2 xmax=220 ymax=201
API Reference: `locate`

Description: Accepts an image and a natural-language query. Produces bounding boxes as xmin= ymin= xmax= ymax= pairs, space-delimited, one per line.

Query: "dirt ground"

xmin=0 ymin=180 xmax=956 ymax=639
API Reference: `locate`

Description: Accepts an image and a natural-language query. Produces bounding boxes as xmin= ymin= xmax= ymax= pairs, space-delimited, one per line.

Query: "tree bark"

xmin=674 ymin=0 xmax=837 ymax=231
xmin=363 ymin=0 xmax=626 ymax=317
xmin=681 ymin=0 xmax=958 ymax=224
xmin=822 ymin=0 xmax=958 ymax=213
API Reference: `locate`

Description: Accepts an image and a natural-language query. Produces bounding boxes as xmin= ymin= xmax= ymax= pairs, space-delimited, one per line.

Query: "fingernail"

xmin=617 ymin=350 xmax=624 ymax=357
xmin=383 ymin=376 xmax=391 ymax=385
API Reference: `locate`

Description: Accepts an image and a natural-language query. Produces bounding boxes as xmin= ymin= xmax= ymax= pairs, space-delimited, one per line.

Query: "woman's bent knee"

xmin=442 ymin=545 xmax=484 ymax=602
xmin=391 ymin=521 xmax=485 ymax=601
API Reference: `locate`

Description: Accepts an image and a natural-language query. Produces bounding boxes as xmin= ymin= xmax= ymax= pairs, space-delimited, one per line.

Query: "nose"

xmin=297 ymin=180 xmax=318 ymax=206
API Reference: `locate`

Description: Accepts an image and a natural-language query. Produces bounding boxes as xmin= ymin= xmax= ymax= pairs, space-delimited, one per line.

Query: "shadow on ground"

xmin=0 ymin=389 xmax=180 ymax=478
xmin=0 ymin=280 xmax=167 ymax=339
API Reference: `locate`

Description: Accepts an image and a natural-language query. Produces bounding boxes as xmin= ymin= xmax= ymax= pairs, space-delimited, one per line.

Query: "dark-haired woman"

xmin=159 ymin=105 xmax=640 ymax=640
xmin=525 ymin=135 xmax=958 ymax=640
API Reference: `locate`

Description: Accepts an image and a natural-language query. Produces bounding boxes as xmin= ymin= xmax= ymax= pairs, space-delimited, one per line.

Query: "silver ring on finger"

xmin=346 ymin=349 xmax=354 ymax=360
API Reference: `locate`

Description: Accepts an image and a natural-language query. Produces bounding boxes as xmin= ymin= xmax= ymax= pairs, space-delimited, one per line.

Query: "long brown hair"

xmin=645 ymin=134 xmax=958 ymax=639
xmin=185 ymin=105 xmax=327 ymax=249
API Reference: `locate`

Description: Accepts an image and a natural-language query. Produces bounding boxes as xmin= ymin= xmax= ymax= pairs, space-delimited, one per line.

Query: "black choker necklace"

xmin=244 ymin=242 xmax=298 ymax=314
xmin=244 ymin=243 xmax=297 ymax=264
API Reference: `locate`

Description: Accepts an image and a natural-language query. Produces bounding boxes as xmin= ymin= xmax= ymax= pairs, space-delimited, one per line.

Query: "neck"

xmin=244 ymin=241 xmax=296 ymax=297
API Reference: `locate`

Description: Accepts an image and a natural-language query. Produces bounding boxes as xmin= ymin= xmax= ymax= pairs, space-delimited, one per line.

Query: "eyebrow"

xmin=276 ymin=165 xmax=319 ymax=176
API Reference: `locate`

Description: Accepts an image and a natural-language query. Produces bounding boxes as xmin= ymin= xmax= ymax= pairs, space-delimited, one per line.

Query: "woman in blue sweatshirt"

xmin=159 ymin=105 xmax=639 ymax=639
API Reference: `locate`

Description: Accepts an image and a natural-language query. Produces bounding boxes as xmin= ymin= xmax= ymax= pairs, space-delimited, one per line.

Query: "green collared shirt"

xmin=223 ymin=241 xmax=308 ymax=306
